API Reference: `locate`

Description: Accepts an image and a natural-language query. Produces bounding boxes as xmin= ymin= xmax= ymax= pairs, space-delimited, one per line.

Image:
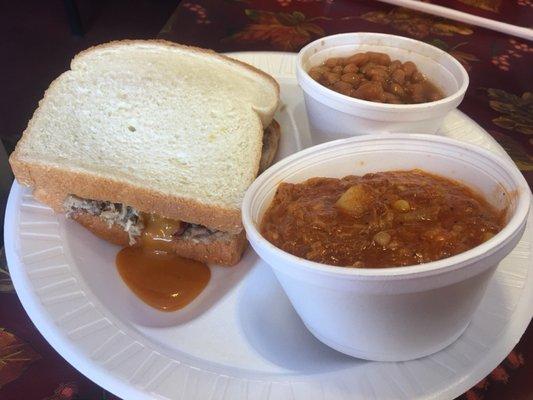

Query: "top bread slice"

xmin=10 ymin=40 xmax=280 ymax=233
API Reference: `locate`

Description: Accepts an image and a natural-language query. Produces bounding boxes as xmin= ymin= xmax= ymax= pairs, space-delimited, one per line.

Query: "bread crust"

xmin=71 ymin=213 xmax=247 ymax=266
xmin=259 ymin=119 xmax=281 ymax=173
xmin=72 ymin=213 xmax=131 ymax=246
xmin=13 ymin=159 xmax=245 ymax=233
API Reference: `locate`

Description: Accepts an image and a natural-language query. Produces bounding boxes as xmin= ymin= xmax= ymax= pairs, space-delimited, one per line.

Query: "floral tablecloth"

xmin=1 ymin=1 xmax=531 ymax=399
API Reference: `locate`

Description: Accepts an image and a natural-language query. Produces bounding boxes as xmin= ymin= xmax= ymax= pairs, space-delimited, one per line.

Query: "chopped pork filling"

xmin=63 ymin=195 xmax=231 ymax=245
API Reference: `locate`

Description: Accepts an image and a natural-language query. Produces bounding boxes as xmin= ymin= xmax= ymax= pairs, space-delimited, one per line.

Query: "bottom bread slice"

xmin=72 ymin=213 xmax=248 ymax=266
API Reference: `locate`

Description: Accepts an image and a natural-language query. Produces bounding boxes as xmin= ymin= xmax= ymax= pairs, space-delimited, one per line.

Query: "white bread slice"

xmin=10 ymin=40 xmax=280 ymax=233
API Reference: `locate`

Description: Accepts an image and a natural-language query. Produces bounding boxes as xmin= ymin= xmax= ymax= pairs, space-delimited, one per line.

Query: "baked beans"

xmin=308 ymin=52 xmax=445 ymax=104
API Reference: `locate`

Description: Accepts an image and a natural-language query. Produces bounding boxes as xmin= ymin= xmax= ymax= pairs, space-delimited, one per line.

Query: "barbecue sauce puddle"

xmin=116 ymin=214 xmax=211 ymax=311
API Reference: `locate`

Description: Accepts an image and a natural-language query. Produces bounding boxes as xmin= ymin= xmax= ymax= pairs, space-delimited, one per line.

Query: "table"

xmin=1 ymin=0 xmax=531 ymax=399
xmin=412 ymin=0 xmax=533 ymax=28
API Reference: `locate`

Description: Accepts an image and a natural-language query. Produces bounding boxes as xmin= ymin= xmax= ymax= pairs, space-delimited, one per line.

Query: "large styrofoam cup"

xmin=296 ymin=33 xmax=469 ymax=143
xmin=242 ymin=134 xmax=531 ymax=361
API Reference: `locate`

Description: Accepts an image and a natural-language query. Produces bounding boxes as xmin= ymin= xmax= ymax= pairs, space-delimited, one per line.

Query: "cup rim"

xmin=296 ymin=32 xmax=470 ymax=112
xmin=242 ymin=134 xmax=531 ymax=279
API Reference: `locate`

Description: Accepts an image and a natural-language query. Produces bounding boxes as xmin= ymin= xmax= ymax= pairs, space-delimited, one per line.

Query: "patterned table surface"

xmin=1 ymin=0 xmax=531 ymax=399
xmin=415 ymin=0 xmax=533 ymax=27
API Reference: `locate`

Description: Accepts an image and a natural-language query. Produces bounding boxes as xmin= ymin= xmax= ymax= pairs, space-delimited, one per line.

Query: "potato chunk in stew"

xmin=335 ymin=184 xmax=375 ymax=216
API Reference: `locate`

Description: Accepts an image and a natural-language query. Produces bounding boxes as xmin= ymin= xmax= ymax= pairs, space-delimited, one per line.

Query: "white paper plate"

xmin=5 ymin=52 xmax=532 ymax=400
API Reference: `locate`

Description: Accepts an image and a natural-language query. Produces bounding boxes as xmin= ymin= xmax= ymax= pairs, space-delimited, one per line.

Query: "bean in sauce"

xmin=308 ymin=52 xmax=445 ymax=104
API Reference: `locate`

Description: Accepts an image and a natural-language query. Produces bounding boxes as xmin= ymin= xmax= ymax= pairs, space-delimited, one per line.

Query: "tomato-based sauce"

xmin=116 ymin=247 xmax=210 ymax=311
xmin=260 ymin=170 xmax=506 ymax=268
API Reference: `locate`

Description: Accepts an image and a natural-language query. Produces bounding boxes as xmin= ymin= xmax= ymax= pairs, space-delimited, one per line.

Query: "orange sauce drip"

xmin=116 ymin=247 xmax=210 ymax=311
xmin=140 ymin=213 xmax=184 ymax=252
xmin=116 ymin=213 xmax=211 ymax=311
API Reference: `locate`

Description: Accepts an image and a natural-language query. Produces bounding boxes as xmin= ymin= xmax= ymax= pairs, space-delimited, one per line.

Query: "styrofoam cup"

xmin=242 ymin=134 xmax=531 ymax=361
xmin=296 ymin=33 xmax=469 ymax=143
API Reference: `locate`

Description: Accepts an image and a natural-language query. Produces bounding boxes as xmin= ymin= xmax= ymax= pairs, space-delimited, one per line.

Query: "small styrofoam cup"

xmin=296 ymin=33 xmax=469 ymax=143
xmin=242 ymin=134 xmax=531 ymax=362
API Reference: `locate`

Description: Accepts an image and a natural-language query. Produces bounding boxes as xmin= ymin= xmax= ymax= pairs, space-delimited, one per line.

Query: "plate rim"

xmin=4 ymin=183 xmax=148 ymax=400
xmin=4 ymin=51 xmax=532 ymax=400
